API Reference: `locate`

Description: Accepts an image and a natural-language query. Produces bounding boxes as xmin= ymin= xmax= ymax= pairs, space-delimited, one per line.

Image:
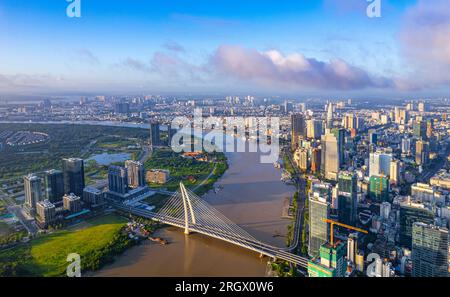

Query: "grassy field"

xmin=0 ymin=222 xmax=12 ymax=237
xmin=0 ymin=214 xmax=128 ymax=277
xmin=145 ymin=148 xmax=219 ymax=191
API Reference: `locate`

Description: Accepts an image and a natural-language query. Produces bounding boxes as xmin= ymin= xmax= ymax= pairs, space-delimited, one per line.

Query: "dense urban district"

xmin=0 ymin=95 xmax=449 ymax=277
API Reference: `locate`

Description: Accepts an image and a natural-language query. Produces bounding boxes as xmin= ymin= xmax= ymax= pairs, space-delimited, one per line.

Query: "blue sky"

xmin=1 ymin=0 xmax=449 ymax=97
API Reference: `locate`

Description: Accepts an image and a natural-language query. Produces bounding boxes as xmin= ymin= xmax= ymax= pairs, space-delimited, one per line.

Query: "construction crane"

xmin=322 ymin=219 xmax=368 ymax=246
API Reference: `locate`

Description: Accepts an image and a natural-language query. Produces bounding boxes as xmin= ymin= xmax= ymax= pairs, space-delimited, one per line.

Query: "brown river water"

xmin=94 ymin=141 xmax=295 ymax=277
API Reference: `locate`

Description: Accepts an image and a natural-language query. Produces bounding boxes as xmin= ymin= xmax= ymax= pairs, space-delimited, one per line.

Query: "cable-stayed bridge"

xmin=111 ymin=183 xmax=309 ymax=268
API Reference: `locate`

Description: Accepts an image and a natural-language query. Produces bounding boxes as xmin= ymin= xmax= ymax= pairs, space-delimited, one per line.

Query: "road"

xmin=192 ymin=162 xmax=218 ymax=192
xmin=284 ymin=147 xmax=307 ymax=253
xmin=0 ymin=190 xmax=38 ymax=235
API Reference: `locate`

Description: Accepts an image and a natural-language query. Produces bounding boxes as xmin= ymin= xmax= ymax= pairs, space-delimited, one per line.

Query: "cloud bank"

xmin=400 ymin=0 xmax=450 ymax=85
xmin=209 ymin=45 xmax=394 ymax=90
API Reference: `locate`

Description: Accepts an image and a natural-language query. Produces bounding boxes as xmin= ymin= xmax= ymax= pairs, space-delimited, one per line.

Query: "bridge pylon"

xmin=180 ymin=182 xmax=196 ymax=235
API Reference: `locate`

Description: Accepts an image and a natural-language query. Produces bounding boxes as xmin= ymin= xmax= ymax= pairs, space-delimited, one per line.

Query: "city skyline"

xmin=1 ymin=0 xmax=450 ymax=98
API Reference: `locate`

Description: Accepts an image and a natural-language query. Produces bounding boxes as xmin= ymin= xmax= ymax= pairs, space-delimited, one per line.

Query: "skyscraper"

xmin=309 ymin=195 xmax=330 ymax=257
xmin=415 ymin=140 xmax=429 ymax=166
xmin=331 ymin=128 xmax=345 ymax=167
xmin=150 ymin=122 xmax=161 ymax=147
xmin=338 ymin=172 xmax=357 ymax=225
xmin=291 ymin=113 xmax=306 ymax=150
xmin=369 ymin=175 xmax=390 ymax=203
xmin=307 ymin=119 xmax=323 ymax=140
xmin=368 ymin=130 xmax=378 ymax=145
xmin=413 ymin=120 xmax=427 ymax=140
xmin=399 ymin=200 xmax=435 ymax=248
xmin=44 ymin=169 xmax=64 ymax=203
xmin=321 ymin=132 xmax=339 ymax=180
xmin=389 ymin=160 xmax=401 ymax=186
xmin=369 ymin=151 xmax=392 ymax=177
xmin=326 ymin=102 xmax=334 ymax=128
xmin=24 ymin=174 xmax=42 ymax=216
xmin=311 ymin=148 xmax=321 ymax=173
xmin=108 ymin=165 xmax=128 ymax=194
xmin=411 ymin=222 xmax=448 ymax=277
xmin=308 ymin=242 xmax=347 ymax=277
xmin=401 ymin=137 xmax=412 ymax=155
xmin=347 ymin=233 xmax=358 ymax=264
xmin=125 ymin=160 xmax=146 ymax=188
xmin=62 ymin=158 xmax=85 ymax=197
xmin=426 ymin=119 xmax=434 ymax=139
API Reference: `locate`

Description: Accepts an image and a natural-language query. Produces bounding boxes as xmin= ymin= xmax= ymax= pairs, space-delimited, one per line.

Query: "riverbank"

xmin=0 ymin=214 xmax=138 ymax=276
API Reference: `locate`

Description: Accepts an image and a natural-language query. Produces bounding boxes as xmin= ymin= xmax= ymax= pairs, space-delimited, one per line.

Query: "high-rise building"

xmin=394 ymin=107 xmax=409 ymax=124
xmin=36 ymin=200 xmax=56 ymax=228
xmin=369 ymin=175 xmax=390 ymax=203
xmin=307 ymin=119 xmax=323 ymax=140
xmin=82 ymin=186 xmax=105 ymax=207
xmin=63 ymin=193 xmax=82 ymax=213
xmin=418 ymin=102 xmax=428 ymax=113
xmin=44 ymin=169 xmax=64 ymax=203
xmin=426 ymin=119 xmax=434 ymax=139
xmin=24 ymin=174 xmax=42 ymax=216
xmin=411 ymin=222 xmax=448 ymax=277
xmin=411 ymin=183 xmax=436 ymax=203
xmin=326 ymin=103 xmax=334 ymax=128
xmin=368 ymin=129 xmax=378 ymax=145
xmin=294 ymin=148 xmax=309 ymax=171
xmin=62 ymin=158 xmax=85 ymax=197
xmin=401 ymin=138 xmax=412 ymax=155
xmin=413 ymin=120 xmax=427 ymax=140
xmin=309 ymin=195 xmax=330 ymax=257
xmin=415 ymin=140 xmax=429 ymax=166
xmin=389 ymin=160 xmax=401 ymax=186
xmin=311 ymin=148 xmax=321 ymax=173
xmin=380 ymin=202 xmax=391 ymax=221
xmin=311 ymin=180 xmax=332 ymax=199
xmin=399 ymin=200 xmax=435 ymax=248
xmin=369 ymin=151 xmax=392 ymax=177
xmin=283 ymin=101 xmax=293 ymax=114
xmin=150 ymin=122 xmax=161 ymax=147
xmin=343 ymin=114 xmax=357 ymax=130
xmin=108 ymin=165 xmax=128 ymax=194
xmin=321 ymin=132 xmax=339 ymax=180
xmin=308 ymin=242 xmax=347 ymax=277
xmin=125 ymin=160 xmax=146 ymax=188
xmin=291 ymin=113 xmax=306 ymax=150
xmin=337 ymin=172 xmax=357 ymax=225
xmin=331 ymin=128 xmax=345 ymax=167
xmin=167 ymin=123 xmax=177 ymax=147
xmin=114 ymin=101 xmax=130 ymax=114
xmin=347 ymin=233 xmax=358 ymax=264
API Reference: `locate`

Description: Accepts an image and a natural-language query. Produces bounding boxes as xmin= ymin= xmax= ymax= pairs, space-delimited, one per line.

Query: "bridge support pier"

xmin=180 ymin=182 xmax=196 ymax=236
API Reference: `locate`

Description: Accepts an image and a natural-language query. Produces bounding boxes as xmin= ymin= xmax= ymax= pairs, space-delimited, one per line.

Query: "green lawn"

xmin=145 ymin=148 xmax=218 ymax=191
xmin=0 ymin=214 xmax=128 ymax=277
xmin=0 ymin=222 xmax=12 ymax=237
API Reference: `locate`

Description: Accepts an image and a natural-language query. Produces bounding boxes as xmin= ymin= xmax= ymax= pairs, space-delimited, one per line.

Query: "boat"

xmin=149 ymin=236 xmax=168 ymax=245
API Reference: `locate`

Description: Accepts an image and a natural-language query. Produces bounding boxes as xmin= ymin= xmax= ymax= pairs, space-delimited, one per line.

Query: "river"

xmin=95 ymin=140 xmax=296 ymax=277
